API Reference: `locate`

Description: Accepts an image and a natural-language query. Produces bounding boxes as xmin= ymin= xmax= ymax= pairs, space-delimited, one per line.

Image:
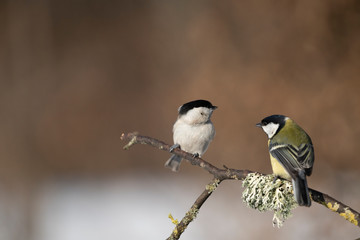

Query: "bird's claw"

xmin=169 ymin=144 xmax=180 ymax=153
xmin=192 ymin=153 xmax=200 ymax=158
xmin=273 ymin=175 xmax=279 ymax=183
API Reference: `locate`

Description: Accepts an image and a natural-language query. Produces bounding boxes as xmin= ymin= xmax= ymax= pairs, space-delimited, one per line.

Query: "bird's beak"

xmin=255 ymin=122 xmax=262 ymax=128
xmin=212 ymin=106 xmax=218 ymax=110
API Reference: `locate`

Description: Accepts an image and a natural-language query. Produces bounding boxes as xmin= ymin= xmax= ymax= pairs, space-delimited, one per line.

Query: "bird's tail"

xmin=164 ymin=154 xmax=182 ymax=172
xmin=292 ymin=170 xmax=311 ymax=207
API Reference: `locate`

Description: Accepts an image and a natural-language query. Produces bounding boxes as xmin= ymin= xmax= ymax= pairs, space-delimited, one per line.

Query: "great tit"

xmin=256 ymin=115 xmax=314 ymax=207
xmin=165 ymin=100 xmax=217 ymax=172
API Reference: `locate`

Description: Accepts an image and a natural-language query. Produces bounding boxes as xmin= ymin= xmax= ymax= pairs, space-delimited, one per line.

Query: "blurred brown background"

xmin=1 ymin=0 xmax=360 ymax=239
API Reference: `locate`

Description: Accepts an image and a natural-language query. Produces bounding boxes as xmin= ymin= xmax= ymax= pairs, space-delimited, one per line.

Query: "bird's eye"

xmin=200 ymin=112 xmax=204 ymax=116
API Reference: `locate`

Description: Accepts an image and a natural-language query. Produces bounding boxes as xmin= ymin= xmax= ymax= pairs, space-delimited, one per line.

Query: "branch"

xmin=121 ymin=132 xmax=252 ymax=180
xmin=166 ymin=178 xmax=221 ymax=240
xmin=120 ymin=132 xmax=360 ymax=237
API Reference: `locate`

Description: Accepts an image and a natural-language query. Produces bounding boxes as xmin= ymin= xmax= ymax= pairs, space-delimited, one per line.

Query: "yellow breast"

xmin=270 ymin=154 xmax=291 ymax=180
xmin=267 ymin=139 xmax=291 ymax=180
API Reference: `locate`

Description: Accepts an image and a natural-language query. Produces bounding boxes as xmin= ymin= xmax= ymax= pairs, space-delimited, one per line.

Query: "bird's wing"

xmin=269 ymin=143 xmax=314 ymax=178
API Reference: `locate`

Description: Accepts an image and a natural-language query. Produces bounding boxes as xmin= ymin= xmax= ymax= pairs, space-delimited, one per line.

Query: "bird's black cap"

xmin=256 ymin=114 xmax=286 ymax=127
xmin=178 ymin=99 xmax=217 ymax=115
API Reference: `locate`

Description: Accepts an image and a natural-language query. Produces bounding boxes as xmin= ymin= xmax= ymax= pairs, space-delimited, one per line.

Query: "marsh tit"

xmin=165 ymin=100 xmax=217 ymax=172
xmin=256 ymin=115 xmax=314 ymax=207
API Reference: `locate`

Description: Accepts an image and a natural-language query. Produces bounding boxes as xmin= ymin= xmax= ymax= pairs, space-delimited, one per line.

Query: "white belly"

xmin=173 ymin=121 xmax=215 ymax=156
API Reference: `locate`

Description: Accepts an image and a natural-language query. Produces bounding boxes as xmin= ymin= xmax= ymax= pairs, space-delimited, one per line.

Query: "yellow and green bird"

xmin=256 ymin=115 xmax=315 ymax=207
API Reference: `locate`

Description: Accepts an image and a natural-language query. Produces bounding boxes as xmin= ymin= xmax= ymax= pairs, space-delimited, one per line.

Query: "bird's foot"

xmin=192 ymin=153 xmax=200 ymax=158
xmin=273 ymin=175 xmax=279 ymax=183
xmin=169 ymin=144 xmax=180 ymax=153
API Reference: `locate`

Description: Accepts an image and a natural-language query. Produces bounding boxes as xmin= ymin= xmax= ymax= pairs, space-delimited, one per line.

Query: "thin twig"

xmin=120 ymin=132 xmax=360 ymax=238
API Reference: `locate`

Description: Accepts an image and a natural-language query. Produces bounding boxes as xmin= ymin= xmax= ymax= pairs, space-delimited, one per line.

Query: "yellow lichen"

xmin=187 ymin=205 xmax=199 ymax=218
xmin=327 ymin=202 xmax=340 ymax=212
xmin=168 ymin=213 xmax=179 ymax=225
xmin=340 ymin=208 xmax=359 ymax=226
xmin=205 ymin=179 xmax=220 ymax=193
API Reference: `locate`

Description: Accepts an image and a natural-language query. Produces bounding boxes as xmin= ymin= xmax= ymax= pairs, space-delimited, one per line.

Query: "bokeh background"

xmin=1 ymin=0 xmax=360 ymax=239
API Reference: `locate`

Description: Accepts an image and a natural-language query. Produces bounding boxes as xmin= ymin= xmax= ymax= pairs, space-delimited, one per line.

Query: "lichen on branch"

xmin=242 ymin=173 xmax=298 ymax=227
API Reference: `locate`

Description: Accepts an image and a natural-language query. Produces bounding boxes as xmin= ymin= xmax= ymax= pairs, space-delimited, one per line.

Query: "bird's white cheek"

xmin=262 ymin=123 xmax=279 ymax=138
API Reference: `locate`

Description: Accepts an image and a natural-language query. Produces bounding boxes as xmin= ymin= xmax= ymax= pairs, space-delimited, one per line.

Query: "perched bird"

xmin=165 ymin=100 xmax=217 ymax=172
xmin=256 ymin=115 xmax=314 ymax=207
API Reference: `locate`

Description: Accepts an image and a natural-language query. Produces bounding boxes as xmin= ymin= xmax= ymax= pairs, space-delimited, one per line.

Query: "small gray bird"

xmin=165 ymin=100 xmax=217 ymax=172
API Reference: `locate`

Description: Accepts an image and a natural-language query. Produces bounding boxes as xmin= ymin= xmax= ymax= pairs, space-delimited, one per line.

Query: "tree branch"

xmin=121 ymin=132 xmax=252 ymax=180
xmin=120 ymin=132 xmax=360 ymax=238
xmin=166 ymin=178 xmax=222 ymax=240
